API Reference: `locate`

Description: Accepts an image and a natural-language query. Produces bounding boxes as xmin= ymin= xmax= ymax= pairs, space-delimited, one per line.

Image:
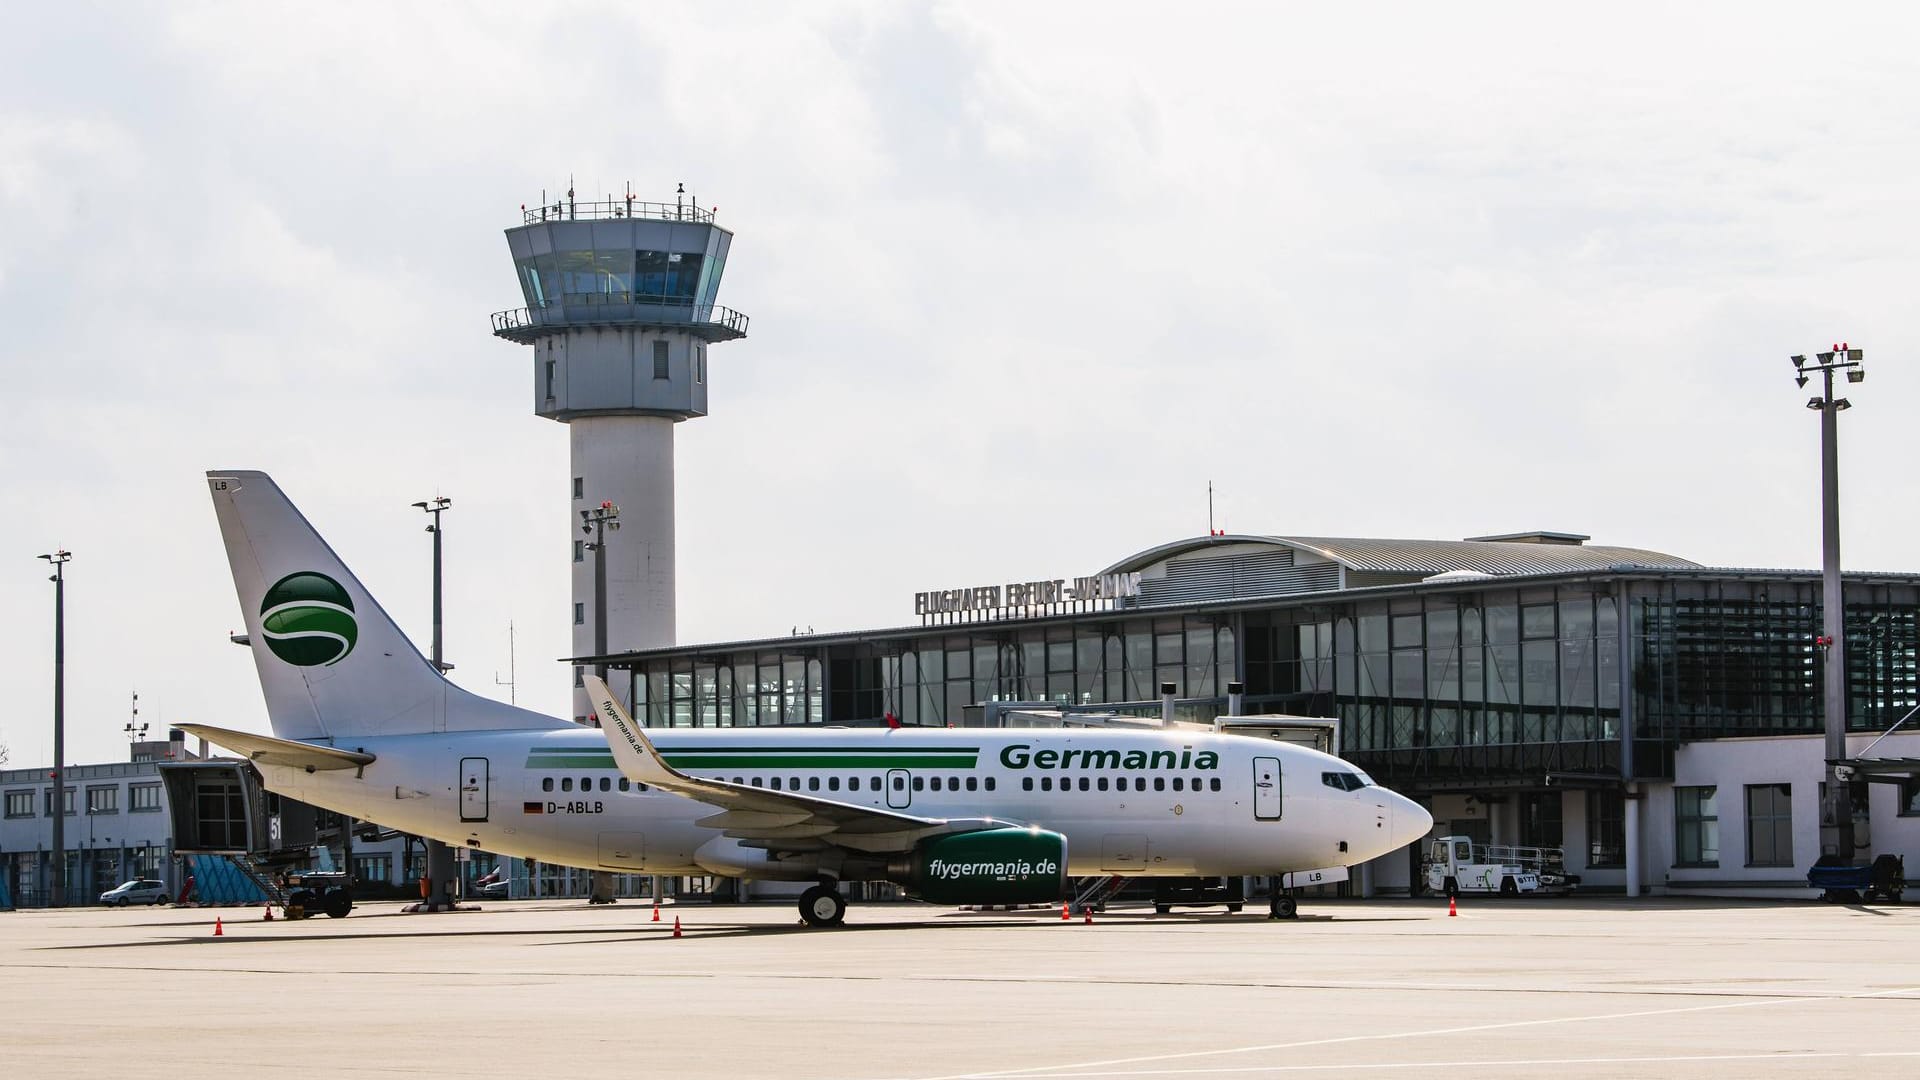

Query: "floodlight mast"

xmin=37 ymin=549 xmax=71 ymax=907
xmin=1791 ymin=344 xmax=1866 ymax=860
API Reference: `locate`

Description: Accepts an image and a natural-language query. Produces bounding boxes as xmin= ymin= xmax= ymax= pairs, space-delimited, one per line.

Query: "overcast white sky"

xmin=4 ymin=2 xmax=1918 ymax=767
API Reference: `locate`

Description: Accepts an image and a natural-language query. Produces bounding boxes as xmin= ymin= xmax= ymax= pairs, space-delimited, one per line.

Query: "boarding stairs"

xmin=1070 ymin=874 xmax=1128 ymax=914
xmin=228 ymin=853 xmax=292 ymax=909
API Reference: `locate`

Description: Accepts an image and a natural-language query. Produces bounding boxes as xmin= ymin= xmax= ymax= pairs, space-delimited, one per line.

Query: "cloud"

xmin=3 ymin=2 xmax=1920 ymax=765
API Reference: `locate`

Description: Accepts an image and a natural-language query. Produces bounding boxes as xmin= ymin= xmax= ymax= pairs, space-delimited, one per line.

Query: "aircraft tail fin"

xmin=207 ymin=471 xmax=569 ymax=740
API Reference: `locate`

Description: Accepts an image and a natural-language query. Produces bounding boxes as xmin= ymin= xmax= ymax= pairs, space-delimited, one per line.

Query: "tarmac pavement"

xmin=2 ymin=895 xmax=1917 ymax=1078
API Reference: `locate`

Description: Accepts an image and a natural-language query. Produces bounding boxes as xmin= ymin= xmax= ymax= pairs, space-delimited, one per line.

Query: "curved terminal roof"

xmin=1101 ymin=534 xmax=1700 ymax=608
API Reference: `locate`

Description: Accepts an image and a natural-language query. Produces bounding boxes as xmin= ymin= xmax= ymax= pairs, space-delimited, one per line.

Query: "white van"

xmin=99 ymin=879 xmax=169 ymax=907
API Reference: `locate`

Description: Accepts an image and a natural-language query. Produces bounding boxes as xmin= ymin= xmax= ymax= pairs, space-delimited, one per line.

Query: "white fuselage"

xmin=259 ymin=726 xmax=1427 ymax=880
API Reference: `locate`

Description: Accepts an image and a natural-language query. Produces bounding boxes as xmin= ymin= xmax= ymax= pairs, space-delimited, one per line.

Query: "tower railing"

xmin=491 ymin=297 xmax=749 ymax=339
xmin=520 ymin=199 xmax=716 ymax=226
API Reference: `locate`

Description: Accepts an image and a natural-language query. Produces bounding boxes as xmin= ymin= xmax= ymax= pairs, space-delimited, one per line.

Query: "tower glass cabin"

xmin=493 ymin=192 xmax=748 ymax=721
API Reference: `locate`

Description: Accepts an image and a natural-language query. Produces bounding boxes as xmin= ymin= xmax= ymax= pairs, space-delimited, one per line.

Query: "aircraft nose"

xmin=1389 ymin=793 xmax=1434 ymax=853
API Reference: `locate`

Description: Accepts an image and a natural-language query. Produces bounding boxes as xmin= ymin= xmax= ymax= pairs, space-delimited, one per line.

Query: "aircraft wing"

xmin=176 ymin=723 xmax=376 ymax=771
xmin=587 ymin=677 xmax=1008 ymax=854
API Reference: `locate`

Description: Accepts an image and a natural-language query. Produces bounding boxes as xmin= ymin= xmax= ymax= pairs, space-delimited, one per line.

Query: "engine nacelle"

xmin=890 ymin=827 xmax=1069 ymax=905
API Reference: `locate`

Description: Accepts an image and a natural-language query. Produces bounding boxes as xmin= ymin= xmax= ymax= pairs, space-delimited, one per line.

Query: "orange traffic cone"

xmin=213 ymin=917 xmax=224 ymax=937
xmin=1061 ymin=903 xmax=1071 ymax=921
xmin=263 ymin=906 xmax=273 ymax=922
xmin=672 ymin=915 xmax=683 ymax=938
xmin=1448 ymin=896 xmax=1458 ymax=917
xmin=652 ymin=903 xmax=660 ymax=923
xmin=1084 ymin=907 xmax=1093 ymax=925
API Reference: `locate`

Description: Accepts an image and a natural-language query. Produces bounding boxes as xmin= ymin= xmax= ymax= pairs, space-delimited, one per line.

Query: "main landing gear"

xmin=798 ymin=882 xmax=847 ymax=928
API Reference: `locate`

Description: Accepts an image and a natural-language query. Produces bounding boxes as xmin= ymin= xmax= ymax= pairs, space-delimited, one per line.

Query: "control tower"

xmin=492 ymin=187 xmax=748 ymax=720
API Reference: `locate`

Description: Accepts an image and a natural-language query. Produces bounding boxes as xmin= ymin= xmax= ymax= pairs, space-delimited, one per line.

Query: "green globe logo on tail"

xmin=259 ymin=572 xmax=358 ymax=667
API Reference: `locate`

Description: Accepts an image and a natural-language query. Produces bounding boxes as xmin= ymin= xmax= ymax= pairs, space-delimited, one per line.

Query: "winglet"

xmin=588 ymin=676 xmax=679 ymax=788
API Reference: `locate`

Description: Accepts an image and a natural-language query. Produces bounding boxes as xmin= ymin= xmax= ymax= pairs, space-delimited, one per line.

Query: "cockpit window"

xmin=1321 ymin=771 xmax=1370 ymax=791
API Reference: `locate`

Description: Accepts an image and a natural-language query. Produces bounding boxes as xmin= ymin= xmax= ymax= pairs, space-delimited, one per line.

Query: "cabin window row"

xmin=1021 ymin=775 xmax=1220 ymax=793
xmin=726 ymin=775 xmax=998 ymax=793
xmin=538 ymin=772 xmax=1006 ymax=795
xmin=542 ymin=776 xmax=651 ymax=793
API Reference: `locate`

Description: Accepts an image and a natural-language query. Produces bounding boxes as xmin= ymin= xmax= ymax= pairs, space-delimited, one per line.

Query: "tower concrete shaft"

xmin=493 ymin=189 xmax=748 ymax=721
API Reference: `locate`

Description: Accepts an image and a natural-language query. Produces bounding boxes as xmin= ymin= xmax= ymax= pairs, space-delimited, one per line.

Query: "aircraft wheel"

xmin=323 ymin=889 xmax=353 ymax=919
xmin=1500 ymin=878 xmax=1519 ymax=896
xmin=1270 ymin=895 xmax=1297 ymax=919
xmin=1154 ymin=903 xmax=1171 ymax=915
xmin=799 ymin=884 xmax=846 ymax=928
xmin=1227 ymin=903 xmax=1243 ymax=913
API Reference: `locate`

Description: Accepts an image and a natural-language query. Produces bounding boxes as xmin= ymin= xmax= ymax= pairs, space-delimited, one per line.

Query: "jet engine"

xmin=888 ymin=827 xmax=1069 ymax=905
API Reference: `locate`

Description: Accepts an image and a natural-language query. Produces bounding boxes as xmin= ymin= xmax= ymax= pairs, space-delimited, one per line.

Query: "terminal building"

xmin=580 ymin=531 xmax=1920 ymax=898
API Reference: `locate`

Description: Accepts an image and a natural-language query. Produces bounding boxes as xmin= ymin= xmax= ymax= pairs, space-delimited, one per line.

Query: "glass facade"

xmin=516 ymin=250 xmax=711 ymax=309
xmin=613 ymin=572 xmax=1920 ymax=793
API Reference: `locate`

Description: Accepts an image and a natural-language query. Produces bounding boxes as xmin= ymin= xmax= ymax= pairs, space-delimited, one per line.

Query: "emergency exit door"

xmin=459 ymin=757 xmax=489 ymax=823
xmin=1253 ymin=756 xmax=1281 ymax=820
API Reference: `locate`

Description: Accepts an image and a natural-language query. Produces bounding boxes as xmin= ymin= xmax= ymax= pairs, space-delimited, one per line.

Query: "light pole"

xmin=1792 ymin=344 xmax=1865 ymax=860
xmin=580 ymin=501 xmax=620 ymax=687
xmin=411 ymin=496 xmax=454 ymax=908
xmin=38 ymin=549 xmax=71 ymax=906
xmin=581 ymin=498 xmax=622 ymax=903
xmin=411 ymin=497 xmax=453 ymax=672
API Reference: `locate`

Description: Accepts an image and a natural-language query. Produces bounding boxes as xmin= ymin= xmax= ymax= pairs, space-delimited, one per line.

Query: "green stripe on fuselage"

xmin=660 ymin=753 xmax=978 ymax=769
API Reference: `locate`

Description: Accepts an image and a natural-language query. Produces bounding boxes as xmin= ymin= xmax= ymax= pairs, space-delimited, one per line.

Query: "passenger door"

xmin=1253 ymin=756 xmax=1281 ymax=820
xmin=459 ymin=757 xmax=489 ymax=823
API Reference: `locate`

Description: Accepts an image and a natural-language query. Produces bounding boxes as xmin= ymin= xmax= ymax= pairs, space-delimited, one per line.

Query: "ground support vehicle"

xmin=280 ymin=870 xmax=354 ymax=919
xmin=1808 ymin=854 xmax=1906 ymax=904
xmin=1150 ymin=876 xmax=1246 ymax=915
xmin=1421 ymin=836 xmax=1570 ymax=896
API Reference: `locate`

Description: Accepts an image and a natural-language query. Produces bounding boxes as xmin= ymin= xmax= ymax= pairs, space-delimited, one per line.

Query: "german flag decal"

xmin=523 ymin=801 xmax=544 ymax=814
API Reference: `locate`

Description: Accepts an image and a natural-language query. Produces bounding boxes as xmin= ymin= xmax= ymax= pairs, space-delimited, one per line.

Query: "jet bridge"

xmin=157 ymin=760 xmax=343 ymax=911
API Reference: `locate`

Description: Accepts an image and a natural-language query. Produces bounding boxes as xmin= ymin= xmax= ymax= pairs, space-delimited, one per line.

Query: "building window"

xmin=130 ymin=783 xmax=162 ymax=813
xmin=573 ymin=539 xmax=584 ymax=563
xmin=572 ymin=476 xmax=584 ymax=500
xmin=653 ymin=340 xmax=669 ymax=380
xmin=352 ymin=854 xmax=393 ymax=886
xmin=574 ymin=602 xmax=585 ymax=625
xmin=545 ymin=359 xmax=557 ymax=399
xmin=1746 ymin=783 xmax=1793 ymax=868
xmin=1586 ymin=789 xmax=1624 ymax=868
xmin=44 ymin=788 xmax=74 ymax=817
xmin=696 ymin=346 xmax=706 ymax=384
xmin=1901 ymin=777 xmax=1920 ymax=817
xmin=573 ymin=667 xmax=585 ymax=688
xmin=4 ymin=790 xmax=32 ymax=818
xmin=1674 ymin=786 xmax=1718 ymax=867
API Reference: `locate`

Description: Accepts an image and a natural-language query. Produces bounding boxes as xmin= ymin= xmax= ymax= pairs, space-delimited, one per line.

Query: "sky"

xmin=3 ymin=2 xmax=1918 ymax=768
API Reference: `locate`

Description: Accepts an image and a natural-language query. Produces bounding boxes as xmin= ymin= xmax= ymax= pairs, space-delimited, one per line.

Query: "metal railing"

xmin=520 ymin=198 xmax=716 ymax=226
xmin=491 ymin=296 xmax=749 ymax=337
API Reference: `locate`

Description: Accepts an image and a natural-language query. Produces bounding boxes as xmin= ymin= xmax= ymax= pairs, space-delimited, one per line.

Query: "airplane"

xmin=184 ymin=470 xmax=1433 ymax=926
